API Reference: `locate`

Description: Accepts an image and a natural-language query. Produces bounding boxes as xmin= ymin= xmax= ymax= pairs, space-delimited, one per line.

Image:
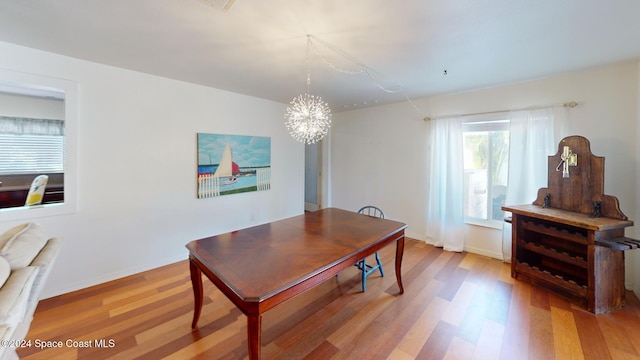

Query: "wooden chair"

xmin=356 ymin=206 xmax=385 ymax=292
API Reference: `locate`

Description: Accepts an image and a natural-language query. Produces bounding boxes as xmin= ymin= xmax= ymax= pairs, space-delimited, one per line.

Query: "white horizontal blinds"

xmin=0 ymin=117 xmax=64 ymax=174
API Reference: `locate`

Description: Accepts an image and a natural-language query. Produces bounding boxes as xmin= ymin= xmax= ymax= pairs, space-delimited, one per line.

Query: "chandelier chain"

xmin=308 ymin=39 xmax=364 ymax=76
xmin=308 ymin=35 xmax=403 ymax=94
xmin=307 ymin=35 xmax=425 ymax=116
xmin=284 ymin=34 xmax=332 ymax=145
xmin=306 ymin=35 xmax=311 ymax=91
xmin=285 ymin=32 xmax=427 ymax=144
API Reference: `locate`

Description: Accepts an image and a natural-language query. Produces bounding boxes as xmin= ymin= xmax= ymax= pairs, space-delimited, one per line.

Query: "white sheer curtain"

xmin=501 ymin=107 xmax=569 ymax=261
xmin=426 ymin=116 xmax=465 ymax=252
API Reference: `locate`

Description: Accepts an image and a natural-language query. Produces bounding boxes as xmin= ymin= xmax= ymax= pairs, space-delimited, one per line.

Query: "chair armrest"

xmin=30 ymin=237 xmax=62 ymax=268
xmin=0 ymin=267 xmax=38 ymax=324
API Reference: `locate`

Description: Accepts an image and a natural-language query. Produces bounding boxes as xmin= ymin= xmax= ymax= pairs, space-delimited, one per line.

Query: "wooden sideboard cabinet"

xmin=504 ymin=204 xmax=632 ymax=313
xmin=503 ymin=135 xmax=637 ymax=313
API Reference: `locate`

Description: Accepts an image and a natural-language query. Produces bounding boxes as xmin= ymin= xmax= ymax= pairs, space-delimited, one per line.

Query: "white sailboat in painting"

xmin=213 ymin=144 xmax=239 ymax=185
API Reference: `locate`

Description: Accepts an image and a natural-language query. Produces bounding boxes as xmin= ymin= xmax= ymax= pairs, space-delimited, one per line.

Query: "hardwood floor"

xmin=18 ymin=239 xmax=640 ymax=359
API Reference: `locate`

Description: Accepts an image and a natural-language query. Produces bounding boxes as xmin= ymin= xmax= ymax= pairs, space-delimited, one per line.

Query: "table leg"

xmin=247 ymin=314 xmax=262 ymax=359
xmin=395 ymin=236 xmax=405 ymax=294
xmin=189 ymin=259 xmax=204 ymax=328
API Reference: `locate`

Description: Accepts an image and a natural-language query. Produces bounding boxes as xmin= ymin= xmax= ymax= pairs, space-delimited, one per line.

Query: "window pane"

xmin=463 ymin=126 xmax=510 ymax=223
xmin=490 ymin=130 xmax=509 ymax=221
xmin=463 ymin=132 xmax=489 ymax=219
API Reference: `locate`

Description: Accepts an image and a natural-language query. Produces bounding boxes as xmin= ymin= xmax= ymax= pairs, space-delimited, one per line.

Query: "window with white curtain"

xmin=462 ymin=119 xmax=509 ymax=228
xmin=427 ymin=106 xmax=567 ymax=256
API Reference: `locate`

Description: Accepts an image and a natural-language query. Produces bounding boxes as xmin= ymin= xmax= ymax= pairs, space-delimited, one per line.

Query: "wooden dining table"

xmin=186 ymin=207 xmax=408 ymax=359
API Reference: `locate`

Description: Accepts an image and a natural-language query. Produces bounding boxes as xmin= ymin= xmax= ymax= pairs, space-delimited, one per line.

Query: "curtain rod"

xmin=422 ymin=101 xmax=578 ymax=121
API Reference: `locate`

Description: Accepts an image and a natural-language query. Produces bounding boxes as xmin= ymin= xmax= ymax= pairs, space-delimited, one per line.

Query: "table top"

xmin=186 ymin=207 xmax=407 ymax=303
xmin=503 ymin=204 xmax=634 ymax=231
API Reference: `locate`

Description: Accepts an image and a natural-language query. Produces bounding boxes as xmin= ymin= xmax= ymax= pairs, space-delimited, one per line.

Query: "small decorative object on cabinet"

xmin=503 ymin=135 xmax=640 ymax=313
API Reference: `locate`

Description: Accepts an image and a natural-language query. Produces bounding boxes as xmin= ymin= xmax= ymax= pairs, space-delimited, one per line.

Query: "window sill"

xmin=0 ymin=201 xmax=75 ymax=222
xmin=464 ymin=218 xmax=505 ymax=230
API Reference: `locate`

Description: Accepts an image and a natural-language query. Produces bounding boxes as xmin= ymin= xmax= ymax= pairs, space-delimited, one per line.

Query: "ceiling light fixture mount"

xmin=284 ymin=35 xmax=331 ymax=145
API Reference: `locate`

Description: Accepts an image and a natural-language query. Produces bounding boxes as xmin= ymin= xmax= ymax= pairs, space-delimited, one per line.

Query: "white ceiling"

xmin=0 ymin=0 xmax=639 ymax=112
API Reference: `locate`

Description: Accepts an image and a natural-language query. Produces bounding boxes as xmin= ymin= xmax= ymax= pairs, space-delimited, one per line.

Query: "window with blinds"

xmin=0 ymin=72 xmax=75 ymax=219
xmin=0 ymin=134 xmax=64 ymax=174
xmin=0 ymin=117 xmax=64 ymax=175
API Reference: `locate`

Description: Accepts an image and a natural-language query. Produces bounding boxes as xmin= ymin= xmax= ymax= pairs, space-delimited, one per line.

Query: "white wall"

xmin=635 ymin=62 xmax=640 ymax=296
xmin=329 ymin=61 xmax=640 ymax=289
xmin=329 ymin=101 xmax=428 ymax=240
xmin=0 ymin=41 xmax=305 ymax=298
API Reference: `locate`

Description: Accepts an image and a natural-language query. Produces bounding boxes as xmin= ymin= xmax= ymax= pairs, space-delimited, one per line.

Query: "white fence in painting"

xmin=257 ymin=168 xmax=271 ymax=191
xmin=197 ymin=174 xmax=220 ymax=198
xmin=197 ymin=168 xmax=271 ymax=198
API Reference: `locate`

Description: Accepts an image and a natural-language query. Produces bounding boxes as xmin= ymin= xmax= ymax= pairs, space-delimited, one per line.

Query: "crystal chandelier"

xmin=285 ymin=35 xmax=331 ymax=145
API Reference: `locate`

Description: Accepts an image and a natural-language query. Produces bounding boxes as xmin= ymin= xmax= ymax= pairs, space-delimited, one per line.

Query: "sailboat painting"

xmin=197 ymin=133 xmax=271 ymax=198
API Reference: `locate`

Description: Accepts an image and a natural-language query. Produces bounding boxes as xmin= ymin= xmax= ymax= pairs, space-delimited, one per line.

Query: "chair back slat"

xmin=357 ymin=205 xmax=385 ymax=219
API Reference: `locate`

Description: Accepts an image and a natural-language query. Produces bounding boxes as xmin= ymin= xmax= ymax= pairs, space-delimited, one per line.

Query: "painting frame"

xmin=197 ymin=133 xmax=271 ymax=198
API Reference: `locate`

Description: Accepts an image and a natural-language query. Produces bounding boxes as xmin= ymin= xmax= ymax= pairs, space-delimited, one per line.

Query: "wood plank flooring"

xmin=17 ymin=239 xmax=640 ymax=359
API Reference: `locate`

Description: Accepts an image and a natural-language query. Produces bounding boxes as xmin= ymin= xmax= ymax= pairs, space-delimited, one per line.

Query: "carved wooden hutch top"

xmin=504 ymin=135 xmax=636 ymax=246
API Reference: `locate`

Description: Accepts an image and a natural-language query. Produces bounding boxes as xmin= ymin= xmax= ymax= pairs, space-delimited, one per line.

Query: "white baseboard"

xmin=304 ymin=202 xmax=320 ymax=212
xmin=41 ymin=254 xmax=188 ymax=299
xmin=405 ymin=232 xmax=425 ymax=242
xmin=464 ymin=245 xmax=505 ymax=261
